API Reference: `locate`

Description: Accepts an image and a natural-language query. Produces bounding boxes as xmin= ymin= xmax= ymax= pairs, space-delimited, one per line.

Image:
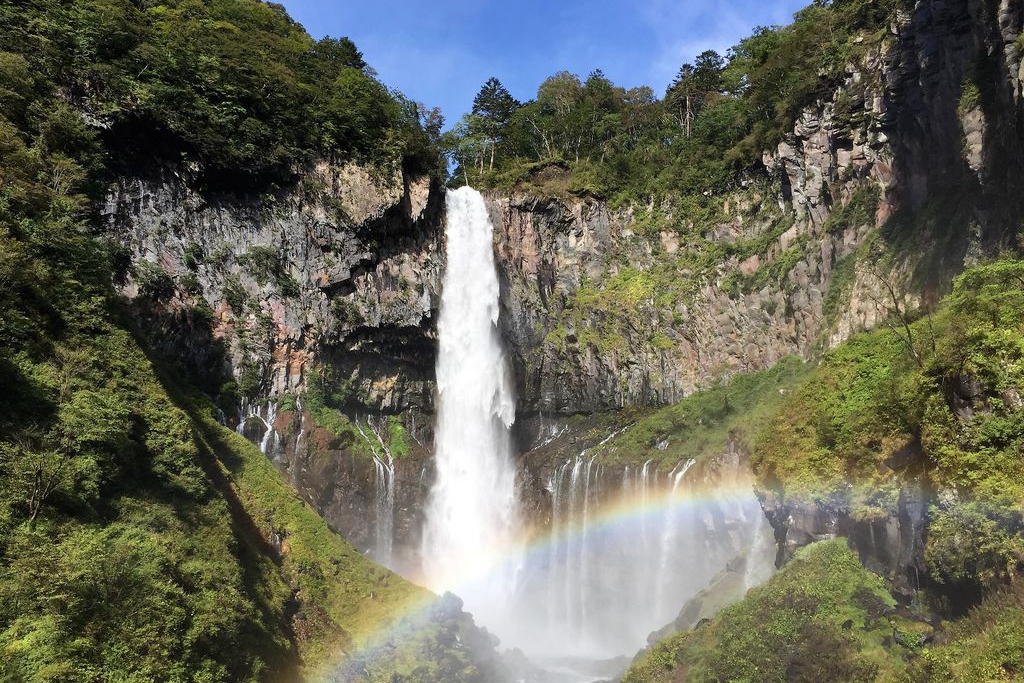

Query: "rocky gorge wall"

xmin=102 ymin=161 xmax=450 ymax=565
xmin=491 ymin=0 xmax=1024 ymax=416
xmin=103 ymin=0 xmax=1024 ymax=591
xmin=104 ymin=162 xmax=445 ymax=415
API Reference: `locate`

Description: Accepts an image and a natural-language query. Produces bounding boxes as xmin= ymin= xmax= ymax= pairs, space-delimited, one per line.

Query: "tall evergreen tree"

xmin=471 ymin=77 xmax=519 ymax=170
xmin=666 ymin=50 xmax=724 ymax=137
xmin=472 ymin=77 xmax=519 ymax=129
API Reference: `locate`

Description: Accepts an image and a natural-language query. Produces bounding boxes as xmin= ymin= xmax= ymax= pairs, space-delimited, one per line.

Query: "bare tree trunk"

xmin=866 ymin=263 xmax=924 ymax=367
xmin=685 ymin=94 xmax=692 ymax=138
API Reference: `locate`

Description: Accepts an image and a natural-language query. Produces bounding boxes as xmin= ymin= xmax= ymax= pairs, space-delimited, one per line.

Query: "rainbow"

xmin=325 ymin=469 xmax=765 ymax=676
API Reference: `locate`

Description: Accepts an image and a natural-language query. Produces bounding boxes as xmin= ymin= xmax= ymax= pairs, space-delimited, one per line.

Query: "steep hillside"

xmin=623 ymin=540 xmax=930 ymax=683
xmin=615 ymin=258 xmax=1024 ymax=680
xmin=624 ymin=539 xmax=1024 ymax=683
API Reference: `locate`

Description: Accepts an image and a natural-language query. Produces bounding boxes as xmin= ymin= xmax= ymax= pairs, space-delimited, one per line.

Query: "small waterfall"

xmin=509 ymin=450 xmax=768 ymax=661
xmin=356 ymin=417 xmax=397 ymax=567
xmin=654 ymin=459 xmax=695 ymax=608
xmin=238 ymin=401 xmax=278 ymax=456
xmin=420 ymin=187 xmax=520 ymax=630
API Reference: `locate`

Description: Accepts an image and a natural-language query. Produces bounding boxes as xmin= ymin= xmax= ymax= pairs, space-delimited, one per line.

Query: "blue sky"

xmin=280 ymin=0 xmax=808 ymax=127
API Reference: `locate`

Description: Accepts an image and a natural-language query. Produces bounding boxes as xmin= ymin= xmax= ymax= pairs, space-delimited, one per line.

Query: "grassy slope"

xmin=182 ymin=389 xmax=428 ymax=674
xmin=901 ymin=585 xmax=1024 ymax=682
xmin=0 ymin=312 xmax=428 ymax=680
xmin=752 ymin=260 xmax=1024 ymax=591
xmin=624 ymin=540 xmax=1024 ymax=683
xmin=590 ymin=356 xmax=811 ymax=470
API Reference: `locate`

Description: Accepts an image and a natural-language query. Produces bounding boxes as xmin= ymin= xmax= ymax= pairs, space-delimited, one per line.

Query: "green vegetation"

xmin=823 ymin=185 xmax=881 ymax=235
xmin=901 ymin=584 xmax=1024 ymax=682
xmin=592 ymin=357 xmax=811 ymax=469
xmin=300 ymin=367 xmax=376 ymax=460
xmin=239 ymin=246 xmax=301 ymax=298
xmin=616 ymin=259 xmax=1024 ymax=681
xmin=387 ymin=416 xmax=412 ymax=459
xmin=541 ymin=184 xmax=803 ymax=356
xmin=0 ymin=307 xmax=434 ymax=679
xmin=295 ymin=367 xmax=416 ymax=462
xmin=0 ymin=0 xmax=444 ymax=184
xmin=751 ymin=258 xmax=1024 ymax=596
xmin=623 ymin=540 xmax=926 ymax=683
xmin=182 ymin=394 xmax=426 ymax=672
xmin=0 ymin=1 xmax=478 ymax=677
xmin=0 ymin=121 xmax=428 ymax=672
xmin=448 ymin=0 xmax=906 ymax=202
xmin=822 ymin=250 xmax=860 ymax=327
xmin=625 ymin=539 xmax=1024 ymax=683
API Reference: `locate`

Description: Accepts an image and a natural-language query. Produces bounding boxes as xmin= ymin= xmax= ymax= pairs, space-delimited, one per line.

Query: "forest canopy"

xmin=0 ymin=0 xmax=445 ymax=183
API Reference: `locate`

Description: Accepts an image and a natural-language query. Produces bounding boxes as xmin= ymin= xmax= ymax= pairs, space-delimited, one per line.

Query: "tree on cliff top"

xmin=470 ymin=77 xmax=520 ymax=171
xmin=666 ymin=50 xmax=725 ymax=137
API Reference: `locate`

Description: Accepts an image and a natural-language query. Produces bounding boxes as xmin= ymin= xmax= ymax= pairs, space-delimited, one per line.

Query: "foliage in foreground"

xmin=623 ymin=540 xmax=926 ymax=683
xmin=624 ymin=539 xmax=1024 ymax=683
xmin=620 ymin=258 xmax=1024 ymax=682
xmin=0 ymin=298 xmax=434 ymax=680
xmin=0 ymin=6 xmax=475 ymax=674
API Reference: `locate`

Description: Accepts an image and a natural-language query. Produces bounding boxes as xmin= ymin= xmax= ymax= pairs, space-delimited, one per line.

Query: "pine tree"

xmin=666 ymin=50 xmax=724 ymax=137
xmin=471 ymin=77 xmax=519 ymax=170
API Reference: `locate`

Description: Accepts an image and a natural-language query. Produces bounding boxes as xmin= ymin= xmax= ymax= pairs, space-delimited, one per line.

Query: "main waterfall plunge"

xmin=420 ymin=186 xmax=522 ymax=628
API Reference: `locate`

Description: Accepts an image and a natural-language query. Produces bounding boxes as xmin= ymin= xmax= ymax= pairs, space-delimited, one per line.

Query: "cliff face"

xmin=491 ymin=0 xmax=1024 ymax=415
xmin=104 ymin=162 xmax=445 ymax=416
xmin=103 ymin=163 xmax=448 ymax=567
xmin=106 ymin=0 xmax=1024 ymax=419
xmin=105 ymin=0 xmax=1024 ymax=583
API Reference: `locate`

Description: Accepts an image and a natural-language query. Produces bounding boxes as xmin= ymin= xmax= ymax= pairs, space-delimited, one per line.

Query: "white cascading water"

xmin=508 ymin=455 xmax=773 ymax=661
xmin=235 ymin=187 xmax=777 ymax=672
xmin=418 ymin=187 xmax=774 ymax=670
xmin=420 ymin=187 xmax=520 ymax=630
xmin=356 ymin=417 xmax=396 ymax=568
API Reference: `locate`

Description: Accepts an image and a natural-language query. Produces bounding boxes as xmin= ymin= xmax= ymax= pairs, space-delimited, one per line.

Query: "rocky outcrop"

xmin=240 ymin=404 xmax=433 ymax=575
xmin=103 ymin=162 xmax=445 ymax=414
xmin=487 ymin=0 xmax=1024 ymax=415
xmin=757 ymin=483 xmax=930 ymax=601
xmin=489 ymin=192 xmax=856 ymax=413
xmin=103 ymin=162 xmax=450 ymax=572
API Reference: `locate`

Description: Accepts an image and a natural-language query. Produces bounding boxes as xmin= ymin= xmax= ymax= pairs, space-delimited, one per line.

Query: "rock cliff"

xmin=490 ymin=0 xmax=1024 ymax=415
xmin=104 ymin=162 xmax=445 ymax=416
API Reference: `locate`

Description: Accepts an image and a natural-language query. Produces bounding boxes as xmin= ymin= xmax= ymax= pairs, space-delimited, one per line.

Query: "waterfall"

xmin=238 ymin=401 xmax=279 ymax=456
xmin=420 ymin=187 xmax=520 ymax=629
xmin=654 ymin=459 xmax=695 ymax=609
xmin=357 ymin=417 xmax=396 ymax=567
xmin=508 ymin=452 xmax=769 ymax=661
xmin=371 ymin=454 xmax=395 ymax=564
